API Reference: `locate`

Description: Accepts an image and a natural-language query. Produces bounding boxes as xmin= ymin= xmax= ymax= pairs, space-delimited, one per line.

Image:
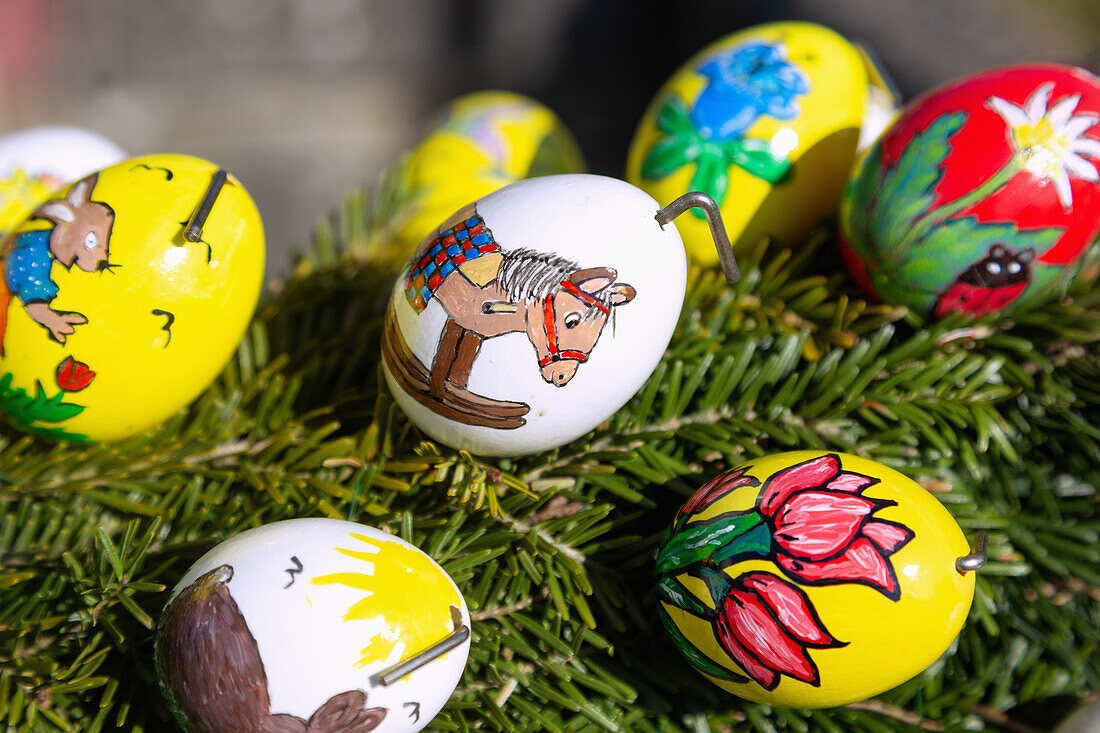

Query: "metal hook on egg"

xmin=956 ymin=529 xmax=989 ymax=574
xmin=655 ymin=191 xmax=741 ymax=286
xmin=184 ymin=168 xmax=228 ymax=243
xmin=372 ymin=605 xmax=470 ymax=687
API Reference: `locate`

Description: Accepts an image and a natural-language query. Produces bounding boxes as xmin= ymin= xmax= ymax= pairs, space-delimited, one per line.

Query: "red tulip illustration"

xmin=656 ymin=453 xmax=916 ymax=688
xmin=56 ymin=356 xmax=95 ymax=392
xmin=677 ymin=467 xmax=760 ymax=521
xmin=757 ymin=454 xmax=914 ymax=600
xmin=715 ymin=571 xmax=845 ymax=689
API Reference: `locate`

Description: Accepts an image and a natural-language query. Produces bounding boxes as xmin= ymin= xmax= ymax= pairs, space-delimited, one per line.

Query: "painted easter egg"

xmin=0 ymin=125 xmax=126 ymax=234
xmin=840 ymin=64 xmax=1100 ymax=319
xmin=656 ymin=451 xmax=977 ymax=707
xmin=397 ymin=91 xmax=585 ymax=252
xmin=626 ymin=21 xmax=897 ymax=265
xmin=382 ymin=174 xmax=687 ymax=457
xmin=1055 ymin=700 xmax=1100 ymax=733
xmin=0 ymin=154 xmax=263 ymax=442
xmin=156 ymin=518 xmax=470 ymax=733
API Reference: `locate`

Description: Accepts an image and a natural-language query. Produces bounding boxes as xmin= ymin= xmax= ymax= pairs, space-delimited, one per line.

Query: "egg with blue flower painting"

xmin=0 ymin=154 xmax=263 ymax=442
xmin=156 ymin=518 xmax=470 ymax=733
xmin=839 ymin=64 xmax=1100 ymax=318
xmin=626 ymin=21 xmax=896 ymax=265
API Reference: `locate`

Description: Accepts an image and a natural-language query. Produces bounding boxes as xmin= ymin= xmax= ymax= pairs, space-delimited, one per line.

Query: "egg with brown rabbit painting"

xmin=0 ymin=153 xmax=263 ymax=442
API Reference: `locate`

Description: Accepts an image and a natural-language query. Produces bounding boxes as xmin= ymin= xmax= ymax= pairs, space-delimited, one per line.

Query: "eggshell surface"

xmin=0 ymin=154 xmax=264 ymax=442
xmin=840 ymin=64 xmax=1100 ymax=318
xmin=156 ymin=518 xmax=470 ymax=733
xmin=656 ymin=451 xmax=975 ymax=707
xmin=626 ymin=21 xmax=896 ymax=264
xmin=382 ymin=174 xmax=687 ymax=456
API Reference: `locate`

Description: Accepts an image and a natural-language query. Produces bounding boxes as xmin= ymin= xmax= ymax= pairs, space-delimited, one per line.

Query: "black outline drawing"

xmin=175 ymin=219 xmax=214 ymax=263
xmin=129 ymin=163 xmax=174 ymax=180
xmin=151 ymin=308 xmax=175 ymax=347
xmin=283 ymin=556 xmax=303 ymax=589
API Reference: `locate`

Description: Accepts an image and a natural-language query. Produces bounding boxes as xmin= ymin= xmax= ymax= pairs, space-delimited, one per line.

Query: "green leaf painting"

xmin=871 ymin=112 xmax=967 ymax=262
xmin=846 ymin=110 xmax=1066 ymax=315
xmin=872 ymin=218 xmax=1065 ymax=313
xmin=0 ymin=373 xmax=88 ymax=442
xmin=657 ymin=606 xmax=749 ymax=684
xmin=654 ymin=511 xmax=768 ymax=576
xmin=641 ymin=95 xmax=792 ymax=214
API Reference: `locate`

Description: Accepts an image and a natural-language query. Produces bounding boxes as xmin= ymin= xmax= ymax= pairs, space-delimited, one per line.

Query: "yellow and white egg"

xmin=156 ymin=518 xmax=470 ymax=733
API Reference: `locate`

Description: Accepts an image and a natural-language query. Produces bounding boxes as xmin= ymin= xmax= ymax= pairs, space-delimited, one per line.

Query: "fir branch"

xmin=0 ymin=167 xmax=1098 ymax=732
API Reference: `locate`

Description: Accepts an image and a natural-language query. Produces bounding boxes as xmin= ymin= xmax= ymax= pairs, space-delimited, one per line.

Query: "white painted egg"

xmin=1056 ymin=701 xmax=1100 ymax=733
xmin=382 ymin=174 xmax=689 ymax=456
xmin=155 ymin=519 xmax=470 ymax=733
xmin=0 ymin=125 xmax=127 ymax=182
xmin=0 ymin=125 xmax=126 ymax=234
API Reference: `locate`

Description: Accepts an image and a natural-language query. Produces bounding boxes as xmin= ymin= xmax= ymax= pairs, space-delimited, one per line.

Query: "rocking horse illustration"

xmin=382 ymin=203 xmax=637 ymax=430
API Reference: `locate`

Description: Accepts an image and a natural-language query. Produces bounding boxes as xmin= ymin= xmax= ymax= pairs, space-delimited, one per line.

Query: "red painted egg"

xmin=839 ymin=64 xmax=1100 ymax=318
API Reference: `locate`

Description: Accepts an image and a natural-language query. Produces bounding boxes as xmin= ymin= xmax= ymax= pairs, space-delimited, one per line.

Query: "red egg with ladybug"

xmin=839 ymin=64 xmax=1100 ymax=318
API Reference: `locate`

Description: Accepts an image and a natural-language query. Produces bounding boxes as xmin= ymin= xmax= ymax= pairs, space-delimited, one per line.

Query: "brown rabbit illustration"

xmin=0 ymin=173 xmax=114 ymax=352
xmin=156 ymin=565 xmax=387 ymax=733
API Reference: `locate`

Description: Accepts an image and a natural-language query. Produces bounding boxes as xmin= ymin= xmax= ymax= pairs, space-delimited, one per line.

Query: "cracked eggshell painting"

xmin=155 ymin=518 xmax=471 ymax=733
xmin=382 ymin=174 xmax=687 ymax=457
xmin=0 ymin=154 xmax=264 ymax=442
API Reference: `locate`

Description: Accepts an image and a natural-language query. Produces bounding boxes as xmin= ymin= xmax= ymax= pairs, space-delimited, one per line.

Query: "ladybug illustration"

xmin=933 ymin=244 xmax=1034 ymax=318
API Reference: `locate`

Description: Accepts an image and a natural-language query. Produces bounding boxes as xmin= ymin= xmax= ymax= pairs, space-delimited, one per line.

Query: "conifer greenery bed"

xmin=1 ymin=166 xmax=1098 ymax=732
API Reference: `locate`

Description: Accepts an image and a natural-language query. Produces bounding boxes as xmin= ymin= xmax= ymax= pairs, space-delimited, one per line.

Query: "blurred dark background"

xmin=1 ymin=0 xmax=1097 ymax=276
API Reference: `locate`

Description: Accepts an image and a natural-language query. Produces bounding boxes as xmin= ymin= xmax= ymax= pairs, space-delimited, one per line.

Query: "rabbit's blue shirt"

xmin=6 ymin=230 xmax=59 ymax=304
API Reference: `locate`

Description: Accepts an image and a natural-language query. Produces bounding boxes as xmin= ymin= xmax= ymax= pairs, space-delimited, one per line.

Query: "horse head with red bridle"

xmin=518 ymin=264 xmax=636 ymax=386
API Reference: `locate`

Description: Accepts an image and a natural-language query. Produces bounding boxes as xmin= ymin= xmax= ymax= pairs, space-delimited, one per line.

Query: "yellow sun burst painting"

xmin=311 ymin=532 xmax=463 ymax=671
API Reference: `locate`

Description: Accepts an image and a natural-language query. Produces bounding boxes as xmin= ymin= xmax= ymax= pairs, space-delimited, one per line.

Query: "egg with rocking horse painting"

xmin=382 ymin=174 xmax=688 ymax=456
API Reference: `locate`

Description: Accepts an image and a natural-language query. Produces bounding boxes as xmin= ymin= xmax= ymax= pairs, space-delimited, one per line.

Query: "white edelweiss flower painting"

xmin=987 ymin=81 xmax=1100 ymax=211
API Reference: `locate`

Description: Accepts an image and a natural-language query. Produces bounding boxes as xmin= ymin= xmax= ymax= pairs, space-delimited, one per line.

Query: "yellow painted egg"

xmin=625 ymin=21 xmax=897 ymax=265
xmin=0 ymin=154 xmax=264 ymax=442
xmin=397 ymin=91 xmax=585 ymax=251
xmin=656 ymin=451 xmax=977 ymax=707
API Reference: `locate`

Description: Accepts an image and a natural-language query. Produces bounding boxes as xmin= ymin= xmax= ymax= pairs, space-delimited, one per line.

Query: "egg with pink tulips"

xmin=840 ymin=64 xmax=1100 ymax=319
xmin=656 ymin=451 xmax=980 ymax=707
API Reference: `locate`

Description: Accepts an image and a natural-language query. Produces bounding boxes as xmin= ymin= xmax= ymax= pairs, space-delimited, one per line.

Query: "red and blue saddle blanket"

xmin=404 ymin=211 xmax=500 ymax=312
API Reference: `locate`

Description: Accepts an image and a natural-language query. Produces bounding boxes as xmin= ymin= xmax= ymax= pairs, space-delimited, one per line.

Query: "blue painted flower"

xmin=692 ymin=41 xmax=811 ymax=141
